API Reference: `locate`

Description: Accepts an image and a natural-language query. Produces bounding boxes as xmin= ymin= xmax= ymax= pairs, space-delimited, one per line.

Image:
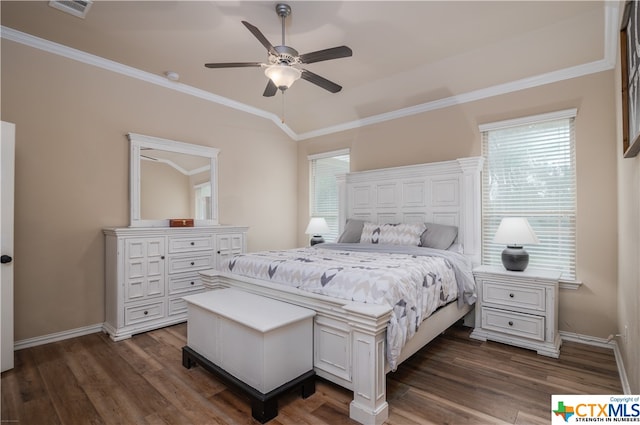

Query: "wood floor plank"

xmin=1 ymin=348 xmax=63 ymax=425
xmin=30 ymin=341 xmax=105 ymax=425
xmin=391 ymin=386 xmax=513 ymax=425
xmin=142 ymin=403 xmax=195 ymax=425
xmin=106 ymin=334 xmax=165 ymax=376
xmin=142 ymin=368 xmax=234 ymax=425
xmin=1 ymin=323 xmax=622 ymax=425
xmin=514 ymin=409 xmax=550 ymax=425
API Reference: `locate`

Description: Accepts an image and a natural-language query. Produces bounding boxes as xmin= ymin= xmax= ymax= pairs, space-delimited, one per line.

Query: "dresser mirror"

xmin=128 ymin=133 xmax=219 ymax=227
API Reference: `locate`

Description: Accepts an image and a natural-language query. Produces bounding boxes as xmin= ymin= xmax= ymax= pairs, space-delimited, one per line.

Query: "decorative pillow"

xmin=447 ymin=243 xmax=464 ymax=253
xmin=360 ymin=222 xmax=426 ymax=246
xmin=420 ymin=222 xmax=458 ymax=250
xmin=337 ymin=218 xmax=365 ymax=243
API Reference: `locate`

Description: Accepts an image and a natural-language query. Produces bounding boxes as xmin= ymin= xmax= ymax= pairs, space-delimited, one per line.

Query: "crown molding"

xmin=1 ymin=2 xmax=619 ymax=142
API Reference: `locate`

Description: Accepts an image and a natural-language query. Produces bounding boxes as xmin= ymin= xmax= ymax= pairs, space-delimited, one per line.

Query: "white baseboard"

xmin=14 ymin=323 xmax=104 ymax=351
xmin=559 ymin=330 xmax=631 ymax=394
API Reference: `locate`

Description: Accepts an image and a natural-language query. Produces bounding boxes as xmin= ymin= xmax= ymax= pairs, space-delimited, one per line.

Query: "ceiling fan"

xmin=205 ymin=3 xmax=352 ymax=97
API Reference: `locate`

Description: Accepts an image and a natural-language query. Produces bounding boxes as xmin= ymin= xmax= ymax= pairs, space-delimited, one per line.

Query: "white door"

xmin=1 ymin=121 xmax=15 ymax=372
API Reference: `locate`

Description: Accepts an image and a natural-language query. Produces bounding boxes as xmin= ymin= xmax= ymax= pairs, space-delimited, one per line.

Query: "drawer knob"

xmin=190 ymin=262 xmax=195 ymax=266
xmin=190 ymin=281 xmax=195 ymax=285
xmin=509 ymin=293 xmax=514 ymax=298
xmin=508 ymin=321 xmax=513 ymax=326
xmin=161 ymin=256 xmax=165 ymax=260
xmin=143 ymin=310 xmax=148 ymax=316
xmin=190 ymin=242 xmax=195 ymax=246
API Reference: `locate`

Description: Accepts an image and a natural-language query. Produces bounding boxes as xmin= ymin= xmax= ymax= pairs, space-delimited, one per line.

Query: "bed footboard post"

xmin=344 ymin=303 xmax=392 ymax=425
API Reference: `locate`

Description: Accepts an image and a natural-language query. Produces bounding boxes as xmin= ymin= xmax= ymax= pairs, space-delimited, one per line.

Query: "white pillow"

xmin=360 ymin=222 xmax=426 ymax=246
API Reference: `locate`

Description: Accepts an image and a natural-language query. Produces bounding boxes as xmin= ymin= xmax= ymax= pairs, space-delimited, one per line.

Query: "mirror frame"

xmin=127 ymin=133 xmax=219 ymax=227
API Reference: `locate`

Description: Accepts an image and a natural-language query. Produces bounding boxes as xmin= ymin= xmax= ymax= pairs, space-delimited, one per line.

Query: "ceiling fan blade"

xmin=300 ymin=69 xmax=342 ymax=93
xmin=242 ymin=21 xmax=278 ymax=56
xmin=205 ymin=62 xmax=263 ymax=69
xmin=299 ymin=46 xmax=352 ymax=64
xmin=263 ymin=79 xmax=277 ymax=97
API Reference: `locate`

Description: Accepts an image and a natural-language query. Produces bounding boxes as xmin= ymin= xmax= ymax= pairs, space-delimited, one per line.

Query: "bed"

xmin=199 ymin=156 xmax=484 ymax=425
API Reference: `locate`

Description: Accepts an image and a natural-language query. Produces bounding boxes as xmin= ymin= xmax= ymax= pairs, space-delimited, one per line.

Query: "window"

xmin=309 ymin=149 xmax=350 ymax=242
xmin=480 ymin=109 xmax=577 ymax=280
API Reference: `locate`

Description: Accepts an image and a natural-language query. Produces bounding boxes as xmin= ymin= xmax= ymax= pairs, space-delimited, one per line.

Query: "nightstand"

xmin=470 ymin=265 xmax=562 ymax=358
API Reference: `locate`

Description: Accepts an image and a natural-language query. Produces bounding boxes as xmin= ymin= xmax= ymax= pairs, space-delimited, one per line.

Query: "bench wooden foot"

xmin=182 ymin=346 xmax=315 ymax=423
xmin=251 ymin=398 xmax=278 ymax=423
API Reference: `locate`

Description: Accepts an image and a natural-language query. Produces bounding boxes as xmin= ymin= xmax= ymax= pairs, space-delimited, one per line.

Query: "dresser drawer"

xmin=168 ymin=235 xmax=214 ymax=254
xmin=168 ymin=254 xmax=214 ymax=274
xmin=168 ymin=291 xmax=205 ymax=316
xmin=482 ymin=281 xmax=546 ymax=313
xmin=125 ymin=301 xmax=165 ymax=326
xmin=168 ymin=273 xmax=205 ymax=294
xmin=481 ymin=307 xmax=545 ymax=341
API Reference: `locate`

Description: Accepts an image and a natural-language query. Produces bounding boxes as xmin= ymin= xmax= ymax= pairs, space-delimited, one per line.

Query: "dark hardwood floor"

xmin=1 ymin=323 xmax=622 ymax=425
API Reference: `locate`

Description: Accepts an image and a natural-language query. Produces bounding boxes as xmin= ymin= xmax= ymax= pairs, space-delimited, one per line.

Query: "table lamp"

xmin=305 ymin=217 xmax=330 ymax=246
xmin=492 ymin=217 xmax=539 ymax=271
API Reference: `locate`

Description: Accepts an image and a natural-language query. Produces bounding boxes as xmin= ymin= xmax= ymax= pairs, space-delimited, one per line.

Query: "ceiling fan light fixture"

xmin=264 ymin=64 xmax=301 ymax=91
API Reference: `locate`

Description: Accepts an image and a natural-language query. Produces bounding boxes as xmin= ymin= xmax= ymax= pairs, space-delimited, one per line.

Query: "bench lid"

xmin=183 ymin=288 xmax=315 ymax=333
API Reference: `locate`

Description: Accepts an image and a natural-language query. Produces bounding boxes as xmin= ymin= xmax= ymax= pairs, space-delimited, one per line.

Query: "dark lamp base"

xmin=309 ymin=235 xmax=325 ymax=246
xmin=501 ymin=245 xmax=529 ymax=271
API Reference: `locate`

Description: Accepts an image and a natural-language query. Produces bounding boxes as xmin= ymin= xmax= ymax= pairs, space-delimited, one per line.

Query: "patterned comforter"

xmin=220 ymin=243 xmax=476 ymax=370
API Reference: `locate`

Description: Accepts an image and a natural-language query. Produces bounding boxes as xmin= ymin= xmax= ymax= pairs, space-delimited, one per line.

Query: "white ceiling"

xmin=1 ymin=1 xmax=616 ymax=139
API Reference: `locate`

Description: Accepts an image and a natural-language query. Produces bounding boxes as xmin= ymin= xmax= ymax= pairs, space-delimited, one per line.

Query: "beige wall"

xmin=298 ymin=71 xmax=620 ymax=342
xmin=617 ymin=152 xmax=640 ymax=393
xmin=1 ymin=40 xmax=298 ymax=341
xmin=614 ymin=5 xmax=640 ymax=391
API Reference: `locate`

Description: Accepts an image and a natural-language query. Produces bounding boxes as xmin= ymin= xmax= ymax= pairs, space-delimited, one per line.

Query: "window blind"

xmin=309 ymin=150 xmax=350 ymax=242
xmin=481 ymin=112 xmax=576 ymax=280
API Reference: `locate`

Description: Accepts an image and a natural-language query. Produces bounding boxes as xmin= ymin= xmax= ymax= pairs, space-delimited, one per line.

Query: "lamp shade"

xmin=264 ymin=64 xmax=302 ymax=90
xmin=305 ymin=217 xmax=330 ymax=235
xmin=492 ymin=217 xmax=539 ymax=246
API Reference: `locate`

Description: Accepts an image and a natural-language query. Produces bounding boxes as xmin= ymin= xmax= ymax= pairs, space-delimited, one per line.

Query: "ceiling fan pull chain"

xmin=281 ymin=91 xmax=286 ymax=123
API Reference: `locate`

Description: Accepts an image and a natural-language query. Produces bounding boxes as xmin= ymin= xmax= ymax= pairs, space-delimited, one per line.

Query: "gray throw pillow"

xmin=420 ymin=223 xmax=458 ymax=250
xmin=337 ymin=218 xmax=365 ymax=243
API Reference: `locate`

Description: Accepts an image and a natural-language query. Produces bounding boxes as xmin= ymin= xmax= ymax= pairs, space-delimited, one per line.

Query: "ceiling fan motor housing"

xmin=271 ymin=45 xmax=299 ymax=65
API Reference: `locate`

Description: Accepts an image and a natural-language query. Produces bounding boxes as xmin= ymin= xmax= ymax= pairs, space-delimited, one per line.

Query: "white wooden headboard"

xmin=337 ymin=156 xmax=484 ymax=265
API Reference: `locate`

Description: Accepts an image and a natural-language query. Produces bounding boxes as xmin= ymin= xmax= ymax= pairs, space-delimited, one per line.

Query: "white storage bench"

xmin=182 ymin=288 xmax=316 ymax=423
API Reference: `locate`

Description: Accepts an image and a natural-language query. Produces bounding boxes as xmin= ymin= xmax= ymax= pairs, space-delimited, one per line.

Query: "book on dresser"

xmin=103 ymin=226 xmax=248 ymax=341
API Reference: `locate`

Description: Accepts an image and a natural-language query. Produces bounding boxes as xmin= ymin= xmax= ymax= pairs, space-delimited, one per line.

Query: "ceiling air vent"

xmin=48 ymin=1 xmax=92 ymax=19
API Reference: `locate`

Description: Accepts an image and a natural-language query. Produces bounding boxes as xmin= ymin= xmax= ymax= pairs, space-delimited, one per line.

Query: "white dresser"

xmin=470 ymin=265 xmax=562 ymax=357
xmin=103 ymin=226 xmax=248 ymax=340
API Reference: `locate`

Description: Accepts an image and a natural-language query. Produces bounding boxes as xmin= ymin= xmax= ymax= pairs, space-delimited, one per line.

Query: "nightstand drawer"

xmin=483 ymin=281 xmax=546 ymax=312
xmin=481 ymin=307 xmax=545 ymax=341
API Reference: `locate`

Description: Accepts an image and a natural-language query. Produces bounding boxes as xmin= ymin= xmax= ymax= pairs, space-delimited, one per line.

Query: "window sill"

xmin=559 ymin=279 xmax=582 ymax=290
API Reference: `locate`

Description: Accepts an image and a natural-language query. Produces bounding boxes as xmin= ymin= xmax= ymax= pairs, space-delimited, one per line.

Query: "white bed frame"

xmin=200 ymin=156 xmax=484 ymax=425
